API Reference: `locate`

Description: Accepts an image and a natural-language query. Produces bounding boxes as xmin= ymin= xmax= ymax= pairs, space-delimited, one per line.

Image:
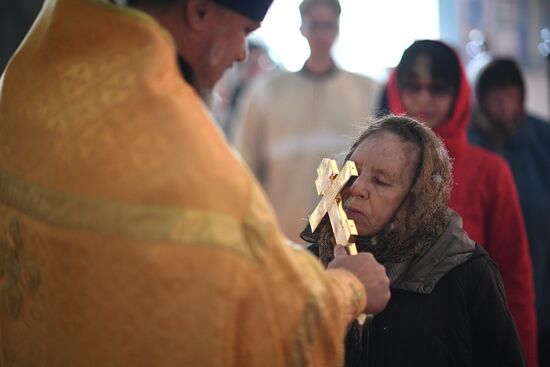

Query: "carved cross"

xmin=309 ymin=158 xmax=359 ymax=255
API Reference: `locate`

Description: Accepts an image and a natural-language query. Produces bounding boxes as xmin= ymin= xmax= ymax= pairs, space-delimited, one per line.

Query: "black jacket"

xmin=307 ymin=213 xmax=526 ymax=367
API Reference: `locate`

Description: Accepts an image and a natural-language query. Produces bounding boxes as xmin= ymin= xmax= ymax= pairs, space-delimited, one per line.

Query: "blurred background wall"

xmin=440 ymin=0 xmax=549 ymax=119
xmin=0 ymin=0 xmax=43 ymax=72
xmin=1 ymin=0 xmax=548 ymax=118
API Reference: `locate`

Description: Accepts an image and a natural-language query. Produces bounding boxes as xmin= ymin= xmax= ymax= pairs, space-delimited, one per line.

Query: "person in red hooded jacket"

xmin=382 ymin=39 xmax=538 ymax=367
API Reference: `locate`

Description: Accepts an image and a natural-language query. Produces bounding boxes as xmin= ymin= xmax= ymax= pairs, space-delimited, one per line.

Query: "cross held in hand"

xmin=309 ymin=158 xmax=359 ymax=255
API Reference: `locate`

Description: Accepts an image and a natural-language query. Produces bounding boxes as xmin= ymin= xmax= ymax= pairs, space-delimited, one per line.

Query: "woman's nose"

xmin=349 ymin=175 xmax=369 ymax=199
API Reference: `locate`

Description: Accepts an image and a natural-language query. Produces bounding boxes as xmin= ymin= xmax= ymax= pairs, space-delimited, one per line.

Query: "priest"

xmin=0 ymin=0 xmax=390 ymax=366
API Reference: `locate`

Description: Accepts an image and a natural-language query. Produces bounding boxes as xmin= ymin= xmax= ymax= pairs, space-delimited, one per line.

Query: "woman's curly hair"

xmin=316 ymin=114 xmax=453 ymax=265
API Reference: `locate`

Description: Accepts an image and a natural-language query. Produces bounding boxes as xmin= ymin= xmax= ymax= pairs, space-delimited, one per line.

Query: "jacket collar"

xmin=391 ymin=210 xmax=478 ymax=294
xmin=299 ymin=61 xmax=339 ymax=81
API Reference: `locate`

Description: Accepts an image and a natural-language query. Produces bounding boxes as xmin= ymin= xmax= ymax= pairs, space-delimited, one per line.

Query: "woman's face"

xmin=342 ymin=131 xmax=419 ymax=236
xmin=399 ymin=55 xmax=454 ymax=128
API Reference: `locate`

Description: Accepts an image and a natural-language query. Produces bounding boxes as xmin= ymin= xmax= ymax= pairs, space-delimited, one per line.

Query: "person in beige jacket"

xmin=233 ymin=0 xmax=380 ymax=244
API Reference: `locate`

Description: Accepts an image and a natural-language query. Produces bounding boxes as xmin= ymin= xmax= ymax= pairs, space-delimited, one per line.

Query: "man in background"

xmin=233 ymin=0 xmax=380 ymax=244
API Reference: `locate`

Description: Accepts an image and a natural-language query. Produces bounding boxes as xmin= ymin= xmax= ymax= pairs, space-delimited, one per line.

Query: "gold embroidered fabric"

xmin=0 ymin=0 xmax=366 ymax=366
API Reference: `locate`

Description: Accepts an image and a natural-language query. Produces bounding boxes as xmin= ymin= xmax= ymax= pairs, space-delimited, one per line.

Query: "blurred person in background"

xmin=469 ymin=58 xmax=550 ymax=366
xmin=232 ymin=0 xmax=380 ymax=244
xmin=213 ymin=38 xmax=281 ymax=137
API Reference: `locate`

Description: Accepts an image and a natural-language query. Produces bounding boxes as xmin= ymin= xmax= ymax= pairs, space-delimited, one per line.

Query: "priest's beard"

xmin=193 ymin=36 xmax=231 ymax=109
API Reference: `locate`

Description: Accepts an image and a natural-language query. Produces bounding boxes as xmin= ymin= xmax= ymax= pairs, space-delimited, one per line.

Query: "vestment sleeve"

xmin=233 ymin=181 xmax=367 ymax=366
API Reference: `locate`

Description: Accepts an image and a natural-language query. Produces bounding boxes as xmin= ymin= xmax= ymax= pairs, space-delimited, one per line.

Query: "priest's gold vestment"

xmin=0 ymin=0 xmax=366 ymax=366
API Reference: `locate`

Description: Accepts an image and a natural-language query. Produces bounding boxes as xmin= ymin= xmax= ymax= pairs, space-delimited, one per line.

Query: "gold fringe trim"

xmin=0 ymin=169 xmax=253 ymax=260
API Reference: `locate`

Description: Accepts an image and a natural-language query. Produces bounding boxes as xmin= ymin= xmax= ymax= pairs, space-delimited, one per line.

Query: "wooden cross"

xmin=309 ymin=158 xmax=359 ymax=255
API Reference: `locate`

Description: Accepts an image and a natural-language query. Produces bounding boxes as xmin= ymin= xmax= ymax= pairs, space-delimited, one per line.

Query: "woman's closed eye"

xmin=374 ymin=177 xmax=390 ymax=186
